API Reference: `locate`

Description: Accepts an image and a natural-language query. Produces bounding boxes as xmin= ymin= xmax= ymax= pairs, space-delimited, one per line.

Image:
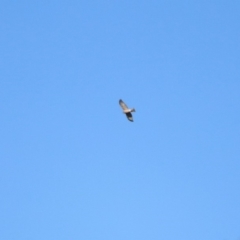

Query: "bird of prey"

xmin=119 ymin=99 xmax=136 ymax=122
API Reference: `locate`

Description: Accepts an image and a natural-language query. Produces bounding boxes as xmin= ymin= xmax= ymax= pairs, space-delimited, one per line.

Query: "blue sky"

xmin=0 ymin=1 xmax=240 ymax=239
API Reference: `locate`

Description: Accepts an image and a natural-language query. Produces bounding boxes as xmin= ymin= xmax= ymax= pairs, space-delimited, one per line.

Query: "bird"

xmin=119 ymin=99 xmax=136 ymax=122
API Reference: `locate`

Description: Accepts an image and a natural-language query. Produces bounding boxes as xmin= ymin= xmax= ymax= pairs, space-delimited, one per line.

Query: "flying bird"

xmin=119 ymin=99 xmax=136 ymax=122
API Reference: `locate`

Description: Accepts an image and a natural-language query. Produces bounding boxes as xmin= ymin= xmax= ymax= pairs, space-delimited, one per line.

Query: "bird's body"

xmin=122 ymin=108 xmax=135 ymax=113
xmin=119 ymin=99 xmax=136 ymax=122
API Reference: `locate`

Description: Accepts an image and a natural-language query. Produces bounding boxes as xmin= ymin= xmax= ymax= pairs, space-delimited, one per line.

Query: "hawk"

xmin=119 ymin=99 xmax=136 ymax=122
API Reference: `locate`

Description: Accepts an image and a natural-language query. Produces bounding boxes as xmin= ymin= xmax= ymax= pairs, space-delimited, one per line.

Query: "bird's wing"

xmin=126 ymin=112 xmax=133 ymax=122
xmin=119 ymin=99 xmax=129 ymax=110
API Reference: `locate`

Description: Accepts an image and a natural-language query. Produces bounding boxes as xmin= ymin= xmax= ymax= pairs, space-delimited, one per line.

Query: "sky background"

xmin=0 ymin=1 xmax=240 ymax=240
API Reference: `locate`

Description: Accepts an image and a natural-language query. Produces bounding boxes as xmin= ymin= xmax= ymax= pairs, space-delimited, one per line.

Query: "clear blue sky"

xmin=1 ymin=1 xmax=240 ymax=239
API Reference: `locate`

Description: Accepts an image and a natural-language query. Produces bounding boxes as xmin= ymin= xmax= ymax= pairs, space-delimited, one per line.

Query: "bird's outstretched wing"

xmin=119 ymin=99 xmax=129 ymax=111
xmin=126 ymin=112 xmax=133 ymax=122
